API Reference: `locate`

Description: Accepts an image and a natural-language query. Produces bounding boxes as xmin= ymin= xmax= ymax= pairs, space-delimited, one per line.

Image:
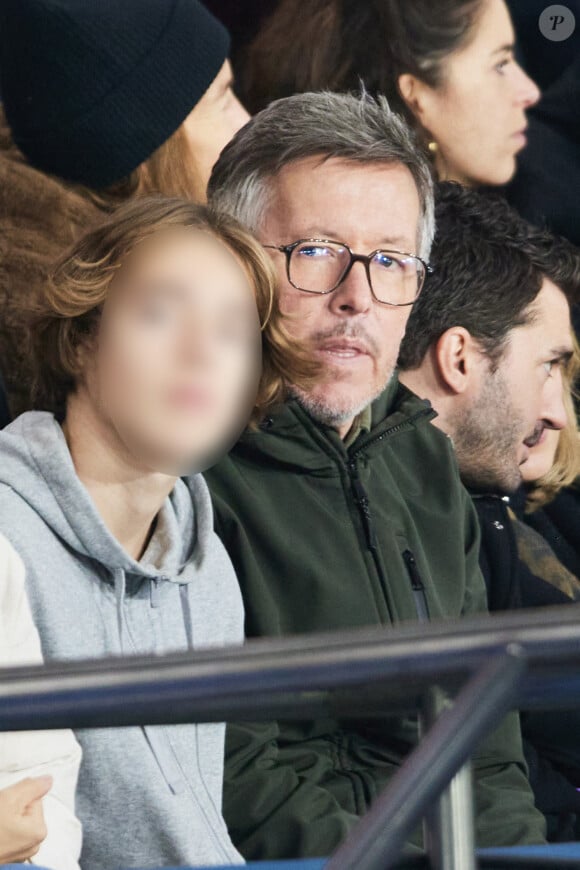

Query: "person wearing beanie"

xmin=0 ymin=0 xmax=249 ymax=420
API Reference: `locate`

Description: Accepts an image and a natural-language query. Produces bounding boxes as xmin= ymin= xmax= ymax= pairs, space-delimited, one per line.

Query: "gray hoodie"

xmin=0 ymin=411 xmax=245 ymax=870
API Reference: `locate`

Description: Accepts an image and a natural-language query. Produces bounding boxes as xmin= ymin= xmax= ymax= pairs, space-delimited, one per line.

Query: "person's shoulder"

xmin=0 ymin=479 xmax=38 ymax=519
xmin=371 ymin=383 xmax=468 ymax=514
xmin=0 ymin=531 xmax=39 ymax=660
xmin=0 ymin=531 xmax=25 ymax=598
xmin=0 ymin=484 xmax=32 ymax=540
xmin=0 ymin=481 xmax=57 ymax=580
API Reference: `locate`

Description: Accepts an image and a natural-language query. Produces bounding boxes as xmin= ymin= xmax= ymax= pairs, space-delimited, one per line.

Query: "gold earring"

xmin=427 ymin=141 xmax=438 ymax=154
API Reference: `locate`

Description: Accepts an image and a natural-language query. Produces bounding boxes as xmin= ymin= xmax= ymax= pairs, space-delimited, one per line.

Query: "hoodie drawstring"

xmin=143 ymin=582 xmax=193 ymax=795
xmin=114 ymin=568 xmax=128 ymax=653
xmin=143 ymin=727 xmax=187 ymax=795
xmin=179 ymin=583 xmax=195 ymax=648
xmin=114 ymin=568 xmax=187 ymax=794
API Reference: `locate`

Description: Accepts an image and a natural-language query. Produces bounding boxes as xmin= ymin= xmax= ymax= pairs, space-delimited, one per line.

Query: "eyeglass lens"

xmin=288 ymin=241 xmax=423 ymax=305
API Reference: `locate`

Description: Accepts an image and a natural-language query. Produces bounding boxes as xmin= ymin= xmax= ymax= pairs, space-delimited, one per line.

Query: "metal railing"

xmin=2 ymin=603 xmax=580 ymax=869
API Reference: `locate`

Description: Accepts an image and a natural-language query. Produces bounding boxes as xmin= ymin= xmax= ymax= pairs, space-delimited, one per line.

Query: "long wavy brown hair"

xmin=0 ymin=107 xmax=209 ymax=419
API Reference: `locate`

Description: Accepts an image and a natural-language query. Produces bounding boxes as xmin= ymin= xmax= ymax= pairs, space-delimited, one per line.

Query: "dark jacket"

xmin=206 ymin=379 xmax=545 ymax=860
xmin=472 ymin=489 xmax=580 ymax=841
xmin=472 ymin=491 xmax=580 ymax=611
xmin=525 ymin=482 xmax=580 ymax=581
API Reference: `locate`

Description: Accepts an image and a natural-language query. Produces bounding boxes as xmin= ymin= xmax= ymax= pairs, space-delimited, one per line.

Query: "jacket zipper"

xmin=349 ymin=405 xmax=434 ymax=462
xmin=402 ymin=549 xmax=430 ymax=622
xmin=347 ymin=461 xmax=392 ymax=623
xmin=350 ymin=473 xmax=378 ymax=552
xmin=340 ymin=404 xmax=435 ymax=621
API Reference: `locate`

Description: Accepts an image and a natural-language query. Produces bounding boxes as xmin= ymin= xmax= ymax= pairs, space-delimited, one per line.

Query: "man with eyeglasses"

xmin=205 ymin=92 xmax=546 ymax=859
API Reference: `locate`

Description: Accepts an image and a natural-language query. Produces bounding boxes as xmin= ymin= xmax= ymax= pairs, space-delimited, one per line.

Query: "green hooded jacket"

xmin=206 ymin=378 xmax=546 ymax=860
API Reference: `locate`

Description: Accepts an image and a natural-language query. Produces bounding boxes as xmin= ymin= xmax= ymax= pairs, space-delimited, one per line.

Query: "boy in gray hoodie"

xmin=0 ymin=196 xmax=314 ymax=870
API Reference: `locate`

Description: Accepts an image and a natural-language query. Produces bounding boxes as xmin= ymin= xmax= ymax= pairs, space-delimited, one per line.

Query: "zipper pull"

xmin=402 ymin=549 xmax=430 ymax=622
xmin=351 ymin=476 xmax=378 ymax=551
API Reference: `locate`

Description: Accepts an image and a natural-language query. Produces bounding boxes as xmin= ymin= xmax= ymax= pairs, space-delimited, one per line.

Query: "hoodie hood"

xmin=0 ymin=411 xmax=211 ymax=584
xmin=0 ymin=411 xmax=212 ymax=584
xmin=0 ymin=412 xmax=219 ymax=655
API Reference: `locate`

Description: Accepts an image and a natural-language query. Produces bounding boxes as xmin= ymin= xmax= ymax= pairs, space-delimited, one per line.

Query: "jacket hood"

xmin=234 ymin=377 xmax=436 ymax=472
xmin=0 ymin=412 xmax=212 ymax=585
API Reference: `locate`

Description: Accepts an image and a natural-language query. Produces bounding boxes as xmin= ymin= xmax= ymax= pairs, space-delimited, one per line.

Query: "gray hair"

xmin=208 ymin=90 xmax=435 ymax=261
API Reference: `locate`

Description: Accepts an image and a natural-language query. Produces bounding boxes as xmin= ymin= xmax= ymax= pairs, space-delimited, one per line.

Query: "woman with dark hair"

xmin=241 ymin=0 xmax=539 ymax=187
xmin=0 ymin=0 xmax=249 ymax=420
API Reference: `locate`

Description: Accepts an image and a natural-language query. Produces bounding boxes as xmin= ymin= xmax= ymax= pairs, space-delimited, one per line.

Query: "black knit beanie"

xmin=0 ymin=0 xmax=230 ymax=188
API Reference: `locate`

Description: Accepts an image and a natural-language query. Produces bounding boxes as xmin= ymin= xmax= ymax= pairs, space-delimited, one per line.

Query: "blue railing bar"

xmin=0 ymin=605 xmax=580 ymax=731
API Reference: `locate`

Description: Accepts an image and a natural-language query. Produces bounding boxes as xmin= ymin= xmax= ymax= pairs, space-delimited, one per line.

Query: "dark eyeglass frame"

xmin=264 ymin=238 xmax=434 ymax=307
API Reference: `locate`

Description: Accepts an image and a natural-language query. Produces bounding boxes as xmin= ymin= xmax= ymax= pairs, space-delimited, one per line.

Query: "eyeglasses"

xmin=264 ymin=238 xmax=433 ymax=307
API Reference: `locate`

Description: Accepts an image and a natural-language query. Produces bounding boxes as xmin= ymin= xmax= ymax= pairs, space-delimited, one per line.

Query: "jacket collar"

xmin=234 ymin=375 xmax=436 ymax=470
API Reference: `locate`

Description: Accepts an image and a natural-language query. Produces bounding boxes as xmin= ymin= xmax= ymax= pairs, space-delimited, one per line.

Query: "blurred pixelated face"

xmin=413 ymin=0 xmax=540 ymax=186
xmin=183 ymin=60 xmax=250 ymax=199
xmin=453 ymin=279 xmax=572 ymax=493
xmin=85 ymin=228 xmax=261 ymax=474
xmin=260 ymin=156 xmax=422 ymax=434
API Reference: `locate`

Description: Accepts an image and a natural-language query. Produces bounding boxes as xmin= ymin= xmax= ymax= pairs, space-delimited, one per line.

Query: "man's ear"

xmin=435 ymin=327 xmax=478 ymax=394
